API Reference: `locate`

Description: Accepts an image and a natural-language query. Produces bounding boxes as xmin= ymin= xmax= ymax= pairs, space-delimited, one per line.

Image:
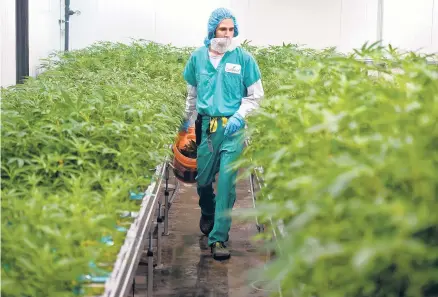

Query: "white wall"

xmin=242 ymin=0 xmax=380 ymax=51
xmin=434 ymin=0 xmax=438 ymax=51
xmin=339 ymin=0 xmax=379 ymax=52
xmin=29 ymin=0 xmax=62 ymax=77
xmin=1 ymin=0 xmax=62 ymax=88
xmin=1 ymin=0 xmax=16 ymax=88
xmin=68 ymin=0 xmax=156 ymax=48
xmin=68 ymin=0 xmax=234 ymax=49
xmin=383 ymin=0 xmax=437 ymax=53
xmin=245 ymin=0 xmax=345 ymax=48
xmin=68 ymin=0 xmax=437 ymax=53
xmin=1 ymin=0 xmax=437 ymax=88
xmin=154 ymin=0 xmax=232 ymax=47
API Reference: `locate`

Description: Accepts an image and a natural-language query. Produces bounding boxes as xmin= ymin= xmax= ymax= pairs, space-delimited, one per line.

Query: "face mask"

xmin=210 ymin=37 xmax=235 ymax=53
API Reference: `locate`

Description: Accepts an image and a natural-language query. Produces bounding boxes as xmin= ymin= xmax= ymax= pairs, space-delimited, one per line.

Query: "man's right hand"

xmin=180 ymin=120 xmax=190 ymax=132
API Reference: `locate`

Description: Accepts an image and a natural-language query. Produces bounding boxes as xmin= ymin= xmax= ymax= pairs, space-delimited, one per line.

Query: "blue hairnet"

xmin=204 ymin=8 xmax=239 ymax=47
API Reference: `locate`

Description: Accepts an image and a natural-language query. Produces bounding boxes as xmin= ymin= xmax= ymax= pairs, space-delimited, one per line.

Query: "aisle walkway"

xmin=134 ymin=171 xmax=270 ymax=297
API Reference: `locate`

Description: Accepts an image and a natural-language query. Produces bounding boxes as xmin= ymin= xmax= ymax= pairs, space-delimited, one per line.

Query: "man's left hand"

xmin=224 ymin=113 xmax=245 ymax=136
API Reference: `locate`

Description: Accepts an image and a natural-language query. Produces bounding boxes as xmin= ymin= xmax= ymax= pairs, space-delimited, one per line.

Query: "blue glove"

xmin=180 ymin=120 xmax=190 ymax=132
xmin=224 ymin=113 xmax=245 ymax=136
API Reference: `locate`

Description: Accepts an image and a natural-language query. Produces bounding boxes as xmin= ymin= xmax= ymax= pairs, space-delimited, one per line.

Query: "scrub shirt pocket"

xmin=223 ymin=72 xmax=243 ymax=110
xmin=197 ymin=71 xmax=213 ymax=98
xmin=223 ymin=72 xmax=242 ymax=91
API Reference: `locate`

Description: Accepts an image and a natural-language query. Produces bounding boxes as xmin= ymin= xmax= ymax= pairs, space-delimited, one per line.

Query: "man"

xmin=180 ymin=7 xmax=264 ymax=260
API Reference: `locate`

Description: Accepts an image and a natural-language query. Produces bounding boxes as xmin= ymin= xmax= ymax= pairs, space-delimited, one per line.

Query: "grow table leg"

xmin=249 ymin=172 xmax=264 ymax=233
xmin=156 ymin=216 xmax=163 ymax=268
xmin=158 ymin=190 xmax=163 ymax=220
xmin=147 ymin=230 xmax=154 ymax=296
xmin=164 ymin=162 xmax=170 ymax=236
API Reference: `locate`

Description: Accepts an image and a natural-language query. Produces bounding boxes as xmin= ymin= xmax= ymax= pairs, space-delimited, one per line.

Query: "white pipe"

xmin=377 ymin=0 xmax=384 ymax=46
xmin=432 ymin=0 xmax=436 ymax=46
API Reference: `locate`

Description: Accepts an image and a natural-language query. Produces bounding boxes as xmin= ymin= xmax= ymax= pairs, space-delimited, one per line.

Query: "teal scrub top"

xmin=183 ymin=46 xmax=261 ymax=117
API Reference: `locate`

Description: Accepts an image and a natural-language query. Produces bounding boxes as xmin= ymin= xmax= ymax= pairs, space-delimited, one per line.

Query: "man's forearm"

xmin=184 ymin=84 xmax=197 ymax=121
xmin=236 ymin=79 xmax=264 ymax=119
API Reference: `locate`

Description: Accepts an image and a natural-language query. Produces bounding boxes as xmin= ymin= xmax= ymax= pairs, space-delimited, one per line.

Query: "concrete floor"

xmin=131 ymin=171 xmax=272 ymax=297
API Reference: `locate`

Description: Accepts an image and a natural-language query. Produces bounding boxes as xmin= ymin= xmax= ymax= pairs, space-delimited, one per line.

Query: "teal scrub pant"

xmin=196 ymin=116 xmax=244 ymax=246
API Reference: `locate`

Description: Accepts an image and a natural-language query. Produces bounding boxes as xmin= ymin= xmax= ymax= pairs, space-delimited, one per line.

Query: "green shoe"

xmin=211 ymin=242 xmax=230 ymax=260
